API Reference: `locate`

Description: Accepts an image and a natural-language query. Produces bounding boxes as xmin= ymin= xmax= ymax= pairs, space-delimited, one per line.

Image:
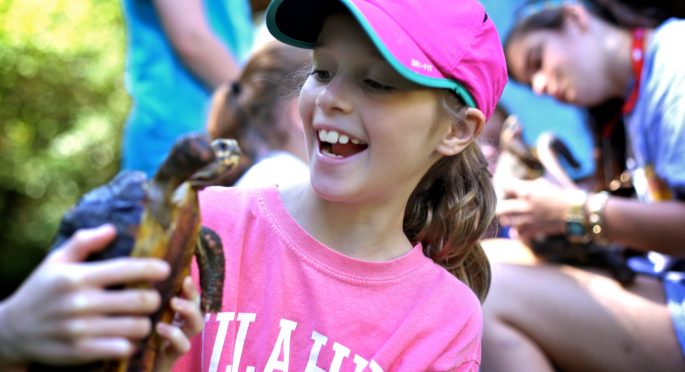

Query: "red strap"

xmin=601 ymin=112 xmax=621 ymax=139
xmin=622 ymin=28 xmax=646 ymax=115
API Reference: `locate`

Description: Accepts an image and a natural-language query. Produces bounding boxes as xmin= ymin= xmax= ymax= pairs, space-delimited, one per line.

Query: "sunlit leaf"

xmin=0 ymin=0 xmax=129 ymax=297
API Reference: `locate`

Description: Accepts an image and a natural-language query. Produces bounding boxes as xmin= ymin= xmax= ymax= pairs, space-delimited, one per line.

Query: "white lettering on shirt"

xmin=207 ymin=312 xmax=384 ymax=371
xmin=330 ymin=342 xmax=351 ymax=371
xmin=265 ymin=318 xmax=298 ymax=371
xmin=305 ymin=331 xmax=328 ymax=372
xmin=209 ymin=312 xmax=235 ymax=372
xmin=370 ymin=360 xmax=384 ymax=372
xmin=227 ymin=313 xmax=257 ymax=372
xmin=352 ymin=355 xmax=370 ymax=372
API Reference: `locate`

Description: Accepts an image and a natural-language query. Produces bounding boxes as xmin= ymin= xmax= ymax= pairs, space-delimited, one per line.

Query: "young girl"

xmin=174 ymin=0 xmax=506 ymax=370
xmin=206 ymin=40 xmax=310 ymax=188
xmin=483 ymin=1 xmax=685 ymax=371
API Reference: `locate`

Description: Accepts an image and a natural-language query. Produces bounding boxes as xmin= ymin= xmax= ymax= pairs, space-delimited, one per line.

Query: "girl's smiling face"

xmin=298 ymin=13 xmax=454 ymax=206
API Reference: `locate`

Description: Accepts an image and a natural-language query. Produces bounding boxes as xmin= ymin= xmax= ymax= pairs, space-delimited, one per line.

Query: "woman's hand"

xmin=0 ymin=224 xmax=170 ymax=369
xmin=496 ymin=178 xmax=577 ymax=242
xmin=154 ymin=276 xmax=205 ymax=371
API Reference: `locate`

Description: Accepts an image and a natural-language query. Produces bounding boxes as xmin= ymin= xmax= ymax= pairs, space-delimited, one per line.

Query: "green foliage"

xmin=0 ymin=0 xmax=129 ymax=297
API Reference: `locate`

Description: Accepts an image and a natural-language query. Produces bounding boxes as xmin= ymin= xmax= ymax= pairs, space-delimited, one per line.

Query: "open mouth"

xmin=318 ymin=129 xmax=368 ymax=158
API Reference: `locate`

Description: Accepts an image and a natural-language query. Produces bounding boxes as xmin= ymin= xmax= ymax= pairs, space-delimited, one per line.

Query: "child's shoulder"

xmin=421 ymin=261 xmax=483 ymax=317
xmin=447 ymin=277 xmax=482 ymax=312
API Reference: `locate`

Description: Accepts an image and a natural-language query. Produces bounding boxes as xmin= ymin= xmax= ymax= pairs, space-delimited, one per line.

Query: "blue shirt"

xmin=624 ymin=19 xmax=685 ymax=281
xmin=626 ymin=18 xmax=685 ymax=200
xmin=121 ymin=0 xmax=254 ymax=176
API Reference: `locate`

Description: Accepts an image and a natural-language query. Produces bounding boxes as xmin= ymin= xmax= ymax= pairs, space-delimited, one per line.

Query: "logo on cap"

xmin=411 ymin=58 xmax=434 ymax=73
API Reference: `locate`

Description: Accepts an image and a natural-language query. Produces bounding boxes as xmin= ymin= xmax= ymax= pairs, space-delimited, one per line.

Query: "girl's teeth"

xmin=327 ymin=130 xmax=339 ymax=143
xmin=322 ymin=148 xmax=343 ymax=158
xmin=318 ymin=129 xmax=346 ymax=144
xmin=318 ymin=129 xmax=365 ymax=145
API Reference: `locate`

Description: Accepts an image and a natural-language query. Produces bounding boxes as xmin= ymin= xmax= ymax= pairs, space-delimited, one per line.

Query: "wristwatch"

xmin=564 ymin=190 xmax=590 ymax=244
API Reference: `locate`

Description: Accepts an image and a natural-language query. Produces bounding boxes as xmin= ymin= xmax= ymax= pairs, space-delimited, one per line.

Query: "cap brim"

xmin=266 ymin=0 xmax=477 ymax=108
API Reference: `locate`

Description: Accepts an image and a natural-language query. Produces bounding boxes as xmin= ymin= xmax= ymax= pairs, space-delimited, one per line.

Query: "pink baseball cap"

xmin=266 ymin=0 xmax=508 ymax=121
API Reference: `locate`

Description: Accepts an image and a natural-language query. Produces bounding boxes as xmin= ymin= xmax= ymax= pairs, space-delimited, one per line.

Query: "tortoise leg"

xmin=195 ymin=227 xmax=225 ymax=313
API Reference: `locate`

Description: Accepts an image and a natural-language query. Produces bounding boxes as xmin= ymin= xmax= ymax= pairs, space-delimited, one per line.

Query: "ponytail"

xmin=404 ymin=93 xmax=496 ymax=302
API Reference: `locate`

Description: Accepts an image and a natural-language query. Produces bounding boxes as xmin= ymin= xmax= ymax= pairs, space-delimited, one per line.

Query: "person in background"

xmin=207 ymin=40 xmax=310 ymax=188
xmin=479 ymin=104 xmax=510 ymax=175
xmin=590 ymin=0 xmax=685 ymax=27
xmin=120 ymin=0 xmax=254 ymax=176
xmin=482 ymin=1 xmax=685 ymax=371
xmin=174 ymin=0 xmax=507 ymax=369
xmin=0 ymin=225 xmax=202 ymax=371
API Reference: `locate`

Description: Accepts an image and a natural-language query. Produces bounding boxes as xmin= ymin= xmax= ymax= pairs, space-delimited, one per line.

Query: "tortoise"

xmin=34 ymin=134 xmax=241 ymax=372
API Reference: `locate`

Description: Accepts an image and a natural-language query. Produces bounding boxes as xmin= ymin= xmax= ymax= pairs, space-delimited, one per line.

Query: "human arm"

xmin=0 ymin=225 xmax=170 ymax=370
xmin=496 ymin=177 xmax=685 ymax=256
xmin=600 ymin=196 xmax=685 ymax=256
xmin=153 ymin=0 xmax=241 ymax=89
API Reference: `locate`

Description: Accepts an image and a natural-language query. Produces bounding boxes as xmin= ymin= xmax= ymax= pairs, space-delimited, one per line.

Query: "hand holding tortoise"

xmin=2 ymin=134 xmax=241 ymax=372
xmin=0 ymin=224 xmax=172 ymax=370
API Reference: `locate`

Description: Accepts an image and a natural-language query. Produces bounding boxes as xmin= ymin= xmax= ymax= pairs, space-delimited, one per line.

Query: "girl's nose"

xmin=531 ymin=72 xmax=548 ymax=96
xmin=315 ymin=77 xmax=354 ymax=114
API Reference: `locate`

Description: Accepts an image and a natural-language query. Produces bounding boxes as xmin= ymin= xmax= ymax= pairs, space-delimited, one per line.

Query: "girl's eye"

xmin=528 ymin=45 xmax=542 ymax=74
xmin=363 ymin=79 xmax=394 ymax=92
xmin=311 ymin=69 xmax=332 ymax=82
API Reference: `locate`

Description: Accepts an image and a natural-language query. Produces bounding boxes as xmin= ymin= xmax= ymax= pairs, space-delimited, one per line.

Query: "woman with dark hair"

xmin=482 ymin=1 xmax=685 ymax=370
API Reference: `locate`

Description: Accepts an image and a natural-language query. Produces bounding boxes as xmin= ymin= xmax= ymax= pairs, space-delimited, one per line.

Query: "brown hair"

xmin=504 ymin=7 xmax=566 ymax=84
xmin=207 ymin=41 xmax=311 ymax=183
xmin=404 ymin=92 xmax=496 ymax=303
xmin=504 ymin=1 xmax=670 ymax=83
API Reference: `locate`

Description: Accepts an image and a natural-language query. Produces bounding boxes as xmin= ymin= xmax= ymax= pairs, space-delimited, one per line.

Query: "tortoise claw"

xmin=195 ymin=226 xmax=225 ymax=313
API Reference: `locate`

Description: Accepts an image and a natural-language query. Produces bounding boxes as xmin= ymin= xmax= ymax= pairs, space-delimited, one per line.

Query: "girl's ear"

xmin=563 ymin=4 xmax=591 ymax=31
xmin=436 ymin=107 xmax=485 ymax=156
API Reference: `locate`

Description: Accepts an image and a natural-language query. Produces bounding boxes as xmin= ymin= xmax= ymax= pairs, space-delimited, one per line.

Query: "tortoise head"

xmin=153 ymin=134 xmax=218 ymax=188
xmin=188 ymin=138 xmax=242 ymax=190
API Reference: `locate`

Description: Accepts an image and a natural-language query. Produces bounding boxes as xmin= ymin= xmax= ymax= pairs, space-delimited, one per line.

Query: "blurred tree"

xmin=0 ymin=0 xmax=129 ymax=298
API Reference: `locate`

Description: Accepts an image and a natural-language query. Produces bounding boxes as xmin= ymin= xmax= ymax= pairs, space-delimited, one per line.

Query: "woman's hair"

xmin=504 ymin=6 xmax=566 ymax=84
xmin=207 ymin=41 xmax=311 ymax=164
xmin=504 ymin=0 xmax=680 ymax=83
xmin=404 ymin=92 xmax=496 ymax=303
xmin=588 ymin=0 xmax=683 ymax=28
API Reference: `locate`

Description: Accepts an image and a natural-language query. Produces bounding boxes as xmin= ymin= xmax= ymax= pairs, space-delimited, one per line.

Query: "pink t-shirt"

xmin=174 ymin=186 xmax=482 ymax=371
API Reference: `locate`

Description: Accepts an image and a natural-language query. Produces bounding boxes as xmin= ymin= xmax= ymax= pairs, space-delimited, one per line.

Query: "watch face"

xmin=566 ymin=221 xmax=587 ymax=237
